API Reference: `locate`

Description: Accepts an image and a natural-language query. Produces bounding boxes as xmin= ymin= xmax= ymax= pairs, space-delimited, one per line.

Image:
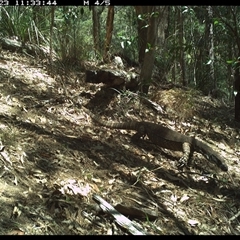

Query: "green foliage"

xmin=0 ymin=6 xmax=52 ymax=46
xmin=112 ymin=6 xmax=138 ymax=62
xmin=0 ymin=5 xmax=239 ymax=100
xmin=158 ymin=6 xmax=240 ymax=99
xmin=0 ymin=6 xmax=33 ymax=43
xmin=54 ymin=6 xmax=93 ymax=64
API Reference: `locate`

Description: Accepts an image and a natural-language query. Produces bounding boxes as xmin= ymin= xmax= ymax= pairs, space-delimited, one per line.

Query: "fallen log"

xmin=85 ymin=68 xmax=139 ymax=90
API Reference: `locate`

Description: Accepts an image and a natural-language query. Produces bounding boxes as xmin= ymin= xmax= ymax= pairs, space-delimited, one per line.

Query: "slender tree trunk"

xmin=49 ymin=6 xmax=55 ymax=68
xmin=227 ymin=42 xmax=234 ymax=102
xmin=234 ymin=58 xmax=240 ymax=121
xmin=178 ymin=7 xmax=186 ymax=86
xmin=103 ymin=6 xmax=114 ymax=62
xmin=134 ymin=6 xmax=149 ymax=65
xmin=172 ymin=7 xmax=177 ymax=84
xmin=92 ymin=7 xmax=104 ymax=56
xmin=208 ymin=6 xmax=216 ymax=90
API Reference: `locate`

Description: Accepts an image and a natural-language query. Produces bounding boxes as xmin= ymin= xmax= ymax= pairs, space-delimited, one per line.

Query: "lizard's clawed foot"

xmin=176 ymin=157 xmax=189 ymax=170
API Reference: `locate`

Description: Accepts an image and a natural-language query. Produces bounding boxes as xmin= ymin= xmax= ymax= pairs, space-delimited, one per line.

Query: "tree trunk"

xmin=208 ymin=6 xmax=216 ymax=90
xmin=134 ymin=6 xmax=167 ymax=94
xmin=92 ymin=6 xmax=104 ymax=56
xmin=172 ymin=7 xmax=177 ymax=84
xmin=234 ymin=58 xmax=240 ymax=121
xmin=49 ymin=6 xmax=55 ymax=67
xmin=134 ymin=6 xmax=149 ymax=65
xmin=178 ymin=7 xmax=186 ymax=86
xmin=138 ymin=6 xmax=161 ymax=94
xmin=103 ymin=6 xmax=114 ymax=63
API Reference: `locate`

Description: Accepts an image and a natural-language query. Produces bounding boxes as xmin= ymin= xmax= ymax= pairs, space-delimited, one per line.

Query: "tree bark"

xmin=103 ymin=6 xmax=114 ymax=62
xmin=135 ymin=6 xmax=163 ymax=94
xmin=234 ymin=58 xmax=240 ymax=121
xmin=92 ymin=6 xmax=104 ymax=56
xmin=178 ymin=7 xmax=186 ymax=86
xmin=49 ymin=6 xmax=55 ymax=68
xmin=134 ymin=6 xmax=149 ymax=65
xmin=208 ymin=6 xmax=216 ymax=90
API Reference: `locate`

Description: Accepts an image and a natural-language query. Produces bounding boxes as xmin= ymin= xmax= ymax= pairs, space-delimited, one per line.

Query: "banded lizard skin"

xmin=82 ymin=106 xmax=228 ymax=171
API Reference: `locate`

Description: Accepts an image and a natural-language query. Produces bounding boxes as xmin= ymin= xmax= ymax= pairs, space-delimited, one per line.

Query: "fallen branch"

xmin=92 ymin=194 xmax=148 ymax=235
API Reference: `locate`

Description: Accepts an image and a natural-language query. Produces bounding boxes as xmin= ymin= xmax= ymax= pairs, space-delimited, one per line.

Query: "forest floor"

xmin=0 ymin=49 xmax=240 ymax=235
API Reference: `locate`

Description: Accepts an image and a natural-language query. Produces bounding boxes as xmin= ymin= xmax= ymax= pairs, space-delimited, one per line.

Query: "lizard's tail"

xmin=194 ymin=139 xmax=228 ymax=171
xmin=82 ymin=106 xmax=139 ymax=130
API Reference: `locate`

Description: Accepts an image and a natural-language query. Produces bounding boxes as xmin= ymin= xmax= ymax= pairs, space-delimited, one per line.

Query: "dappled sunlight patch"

xmin=58 ymin=179 xmax=91 ymax=197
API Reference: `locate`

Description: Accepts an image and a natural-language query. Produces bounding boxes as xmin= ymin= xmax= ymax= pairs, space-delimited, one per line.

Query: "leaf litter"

xmin=0 ymin=49 xmax=239 ymax=235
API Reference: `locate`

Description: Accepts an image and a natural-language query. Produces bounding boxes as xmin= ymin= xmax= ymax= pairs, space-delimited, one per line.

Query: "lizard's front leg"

xmin=176 ymin=142 xmax=191 ymax=168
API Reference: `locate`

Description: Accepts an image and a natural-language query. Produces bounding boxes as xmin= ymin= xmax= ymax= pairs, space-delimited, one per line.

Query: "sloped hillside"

xmin=0 ymin=49 xmax=239 ymax=235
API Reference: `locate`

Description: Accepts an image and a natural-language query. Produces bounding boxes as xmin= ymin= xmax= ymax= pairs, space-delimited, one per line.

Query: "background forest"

xmin=0 ymin=6 xmax=239 ymax=98
xmin=0 ymin=5 xmax=239 ymax=235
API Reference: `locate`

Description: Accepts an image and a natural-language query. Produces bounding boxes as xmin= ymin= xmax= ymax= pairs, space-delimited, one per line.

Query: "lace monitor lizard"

xmin=82 ymin=106 xmax=228 ymax=171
